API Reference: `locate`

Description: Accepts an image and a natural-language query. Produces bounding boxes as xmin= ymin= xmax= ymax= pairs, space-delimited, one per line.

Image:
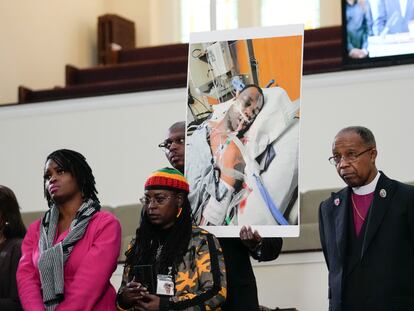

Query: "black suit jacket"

xmin=219 ymin=237 xmax=282 ymax=311
xmin=319 ymin=172 xmax=414 ymax=311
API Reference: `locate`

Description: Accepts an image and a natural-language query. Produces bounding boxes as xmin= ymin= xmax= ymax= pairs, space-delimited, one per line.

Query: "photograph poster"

xmin=185 ymin=25 xmax=303 ymax=237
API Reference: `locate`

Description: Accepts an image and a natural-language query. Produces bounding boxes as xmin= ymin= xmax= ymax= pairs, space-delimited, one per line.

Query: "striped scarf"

xmin=38 ymin=198 xmax=100 ymax=311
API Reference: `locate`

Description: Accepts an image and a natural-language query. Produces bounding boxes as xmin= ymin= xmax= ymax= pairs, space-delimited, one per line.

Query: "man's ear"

xmin=371 ymin=148 xmax=378 ymax=162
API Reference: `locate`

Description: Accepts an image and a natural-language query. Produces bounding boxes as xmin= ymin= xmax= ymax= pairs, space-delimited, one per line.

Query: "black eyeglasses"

xmin=328 ymin=148 xmax=373 ymax=166
xmin=158 ymin=137 xmax=185 ymax=151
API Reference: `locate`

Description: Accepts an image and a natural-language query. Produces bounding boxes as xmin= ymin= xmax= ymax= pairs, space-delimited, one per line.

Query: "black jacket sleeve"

xmin=249 ymin=237 xmax=283 ymax=262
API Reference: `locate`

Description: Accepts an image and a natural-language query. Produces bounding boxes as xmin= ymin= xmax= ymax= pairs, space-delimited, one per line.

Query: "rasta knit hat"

xmin=144 ymin=167 xmax=189 ymax=193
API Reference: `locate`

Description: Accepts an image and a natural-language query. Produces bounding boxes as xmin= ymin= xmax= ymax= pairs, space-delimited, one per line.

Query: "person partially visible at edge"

xmin=0 ymin=185 xmax=26 ymax=311
xmin=374 ymin=0 xmax=414 ymax=35
xmin=346 ymin=0 xmax=373 ymax=59
xmin=319 ymin=126 xmax=414 ymax=311
xmin=161 ymin=122 xmax=185 ymax=174
xmin=116 ymin=168 xmax=226 ymax=311
xmin=159 ymin=121 xmax=283 ymax=311
xmin=17 ymin=149 xmax=121 ymax=311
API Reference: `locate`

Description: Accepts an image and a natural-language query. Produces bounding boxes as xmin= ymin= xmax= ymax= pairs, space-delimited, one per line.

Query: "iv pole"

xmin=210 ymin=0 xmax=217 ymax=31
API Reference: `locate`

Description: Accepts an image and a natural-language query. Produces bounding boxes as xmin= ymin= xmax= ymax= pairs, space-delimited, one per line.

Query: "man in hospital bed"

xmin=186 ymin=84 xmax=299 ymax=226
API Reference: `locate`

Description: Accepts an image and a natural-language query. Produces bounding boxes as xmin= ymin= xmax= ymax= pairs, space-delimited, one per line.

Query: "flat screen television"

xmin=342 ymin=0 xmax=414 ymax=68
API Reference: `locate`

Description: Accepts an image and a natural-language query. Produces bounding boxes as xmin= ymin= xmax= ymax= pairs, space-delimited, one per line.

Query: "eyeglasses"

xmin=328 ymin=148 xmax=373 ymax=166
xmin=139 ymin=195 xmax=173 ymax=206
xmin=158 ymin=137 xmax=185 ymax=151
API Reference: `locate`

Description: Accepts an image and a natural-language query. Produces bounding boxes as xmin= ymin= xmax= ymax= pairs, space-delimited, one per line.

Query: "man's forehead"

xmin=167 ymin=127 xmax=185 ymax=138
xmin=332 ymin=131 xmax=364 ymax=149
xmin=241 ymin=87 xmax=260 ymax=98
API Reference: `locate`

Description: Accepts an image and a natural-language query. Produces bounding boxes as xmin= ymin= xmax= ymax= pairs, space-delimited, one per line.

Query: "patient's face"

xmin=227 ymin=87 xmax=264 ymax=132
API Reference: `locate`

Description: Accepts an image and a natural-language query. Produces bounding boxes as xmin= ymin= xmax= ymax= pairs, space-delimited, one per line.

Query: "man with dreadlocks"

xmin=17 ymin=149 xmax=121 ymax=311
xmin=116 ymin=168 xmax=226 ymax=311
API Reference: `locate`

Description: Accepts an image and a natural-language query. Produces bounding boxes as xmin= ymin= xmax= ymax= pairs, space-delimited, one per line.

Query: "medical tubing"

xmin=253 ymin=173 xmax=289 ymax=225
xmin=230 ymin=134 xmax=289 ymax=225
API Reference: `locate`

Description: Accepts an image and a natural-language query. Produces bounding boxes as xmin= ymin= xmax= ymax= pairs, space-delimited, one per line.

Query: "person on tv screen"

xmin=346 ymin=0 xmax=373 ymax=58
xmin=374 ymin=0 xmax=414 ymax=35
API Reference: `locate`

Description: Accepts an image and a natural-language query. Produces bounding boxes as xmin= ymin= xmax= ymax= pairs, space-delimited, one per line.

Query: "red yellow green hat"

xmin=144 ymin=167 xmax=189 ymax=193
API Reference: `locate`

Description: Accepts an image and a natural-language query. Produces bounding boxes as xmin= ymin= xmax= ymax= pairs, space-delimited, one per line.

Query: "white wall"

xmin=0 ymin=88 xmax=187 ymax=212
xmin=253 ymin=252 xmax=328 ymax=310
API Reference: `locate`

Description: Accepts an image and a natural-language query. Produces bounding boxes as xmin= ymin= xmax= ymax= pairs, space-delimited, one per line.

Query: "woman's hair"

xmin=44 ymin=149 xmax=99 ymax=206
xmin=125 ymin=190 xmax=193 ymax=275
xmin=0 ymin=185 xmax=26 ymax=239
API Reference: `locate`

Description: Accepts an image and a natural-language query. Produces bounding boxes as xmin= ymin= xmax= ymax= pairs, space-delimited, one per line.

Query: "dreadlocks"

xmin=44 ymin=149 xmax=99 ymax=206
xmin=125 ymin=193 xmax=193 ymax=275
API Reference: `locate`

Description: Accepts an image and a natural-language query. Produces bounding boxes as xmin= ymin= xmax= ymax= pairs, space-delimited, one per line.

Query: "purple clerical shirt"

xmin=351 ymin=192 xmax=374 ymax=236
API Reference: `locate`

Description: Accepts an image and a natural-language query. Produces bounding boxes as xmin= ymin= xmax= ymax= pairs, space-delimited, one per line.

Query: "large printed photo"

xmin=185 ymin=25 xmax=303 ymax=237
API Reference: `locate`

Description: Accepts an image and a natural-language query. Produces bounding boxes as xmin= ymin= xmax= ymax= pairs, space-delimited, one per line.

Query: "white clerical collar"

xmin=352 ymin=171 xmax=380 ymax=195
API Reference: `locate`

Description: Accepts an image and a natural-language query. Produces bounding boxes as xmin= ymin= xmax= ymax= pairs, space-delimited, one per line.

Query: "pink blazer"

xmin=17 ymin=211 xmax=121 ymax=311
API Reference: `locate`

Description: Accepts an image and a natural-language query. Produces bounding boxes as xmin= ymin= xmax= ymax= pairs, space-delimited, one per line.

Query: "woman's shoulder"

xmin=191 ymin=226 xmax=217 ymax=242
xmin=191 ymin=225 xmax=209 ymax=235
xmin=84 ymin=211 xmax=121 ymax=244
xmin=91 ymin=210 xmax=121 ymax=228
xmin=93 ymin=209 xmax=119 ymax=221
xmin=189 ymin=227 xmax=223 ymax=256
xmin=19 ymin=219 xmax=42 ymax=243
xmin=26 ymin=218 xmax=42 ymax=233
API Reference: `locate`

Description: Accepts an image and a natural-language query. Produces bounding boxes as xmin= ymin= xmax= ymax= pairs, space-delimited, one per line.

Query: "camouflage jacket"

xmin=117 ymin=226 xmax=227 ymax=311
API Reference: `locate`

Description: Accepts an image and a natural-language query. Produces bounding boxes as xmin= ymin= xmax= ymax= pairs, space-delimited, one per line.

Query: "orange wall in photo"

xmin=235 ymin=40 xmax=250 ymax=76
xmin=252 ymin=36 xmax=303 ymax=102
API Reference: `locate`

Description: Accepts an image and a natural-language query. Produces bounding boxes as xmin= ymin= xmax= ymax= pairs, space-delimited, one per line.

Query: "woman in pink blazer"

xmin=17 ymin=149 xmax=121 ymax=311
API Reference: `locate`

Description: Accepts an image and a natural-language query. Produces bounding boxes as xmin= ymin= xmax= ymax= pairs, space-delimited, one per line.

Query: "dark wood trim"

xmin=14 ymin=26 xmax=343 ymax=105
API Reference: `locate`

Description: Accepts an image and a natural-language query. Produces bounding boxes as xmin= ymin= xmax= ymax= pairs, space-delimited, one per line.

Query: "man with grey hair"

xmin=319 ymin=126 xmax=414 ymax=311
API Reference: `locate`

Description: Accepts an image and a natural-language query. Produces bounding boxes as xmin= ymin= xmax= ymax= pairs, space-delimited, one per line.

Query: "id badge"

xmin=156 ymin=274 xmax=174 ymax=296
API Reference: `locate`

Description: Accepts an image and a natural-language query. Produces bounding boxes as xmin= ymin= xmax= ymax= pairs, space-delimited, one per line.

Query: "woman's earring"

xmin=176 ymin=207 xmax=182 ymax=218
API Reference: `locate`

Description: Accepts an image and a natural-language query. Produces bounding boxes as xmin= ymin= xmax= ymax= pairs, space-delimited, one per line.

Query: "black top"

xmin=0 ymin=238 xmax=23 ymax=311
xmin=219 ymin=237 xmax=283 ymax=311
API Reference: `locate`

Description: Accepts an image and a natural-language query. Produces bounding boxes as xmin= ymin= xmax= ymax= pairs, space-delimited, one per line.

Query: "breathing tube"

xmin=230 ymin=133 xmax=289 ymax=225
